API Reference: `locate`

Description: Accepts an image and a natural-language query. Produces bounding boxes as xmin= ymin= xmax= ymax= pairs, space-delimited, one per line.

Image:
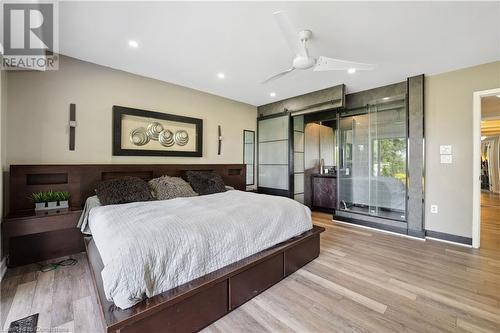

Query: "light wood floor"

xmin=481 ymin=191 xmax=500 ymax=251
xmin=2 ymin=212 xmax=500 ymax=332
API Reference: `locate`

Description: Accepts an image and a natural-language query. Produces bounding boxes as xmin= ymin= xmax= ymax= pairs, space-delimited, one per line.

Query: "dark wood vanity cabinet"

xmin=312 ymin=174 xmax=337 ymax=211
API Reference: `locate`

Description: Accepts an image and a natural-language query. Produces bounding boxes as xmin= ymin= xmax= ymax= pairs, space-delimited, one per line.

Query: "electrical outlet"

xmin=430 ymin=205 xmax=438 ymax=214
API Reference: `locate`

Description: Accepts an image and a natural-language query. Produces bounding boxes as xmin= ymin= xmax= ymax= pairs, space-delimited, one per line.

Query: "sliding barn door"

xmin=257 ymin=114 xmax=291 ymax=197
xmin=292 ymin=115 xmax=305 ymax=203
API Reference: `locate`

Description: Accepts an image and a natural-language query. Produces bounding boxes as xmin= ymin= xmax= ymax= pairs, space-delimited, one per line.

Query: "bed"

xmin=9 ymin=164 xmax=325 ymax=333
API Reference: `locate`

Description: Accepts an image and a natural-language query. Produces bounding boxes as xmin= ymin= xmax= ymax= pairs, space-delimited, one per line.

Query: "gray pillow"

xmin=95 ymin=177 xmax=153 ymax=206
xmin=149 ymin=175 xmax=198 ymax=200
xmin=185 ymin=171 xmax=226 ymax=195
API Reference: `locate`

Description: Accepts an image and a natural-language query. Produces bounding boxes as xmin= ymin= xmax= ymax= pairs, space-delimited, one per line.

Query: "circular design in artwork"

xmin=130 ymin=127 xmax=150 ymax=146
xmin=147 ymin=122 xmax=164 ymax=140
xmin=174 ymin=130 xmax=189 ymax=146
xmin=158 ymin=129 xmax=174 ymax=147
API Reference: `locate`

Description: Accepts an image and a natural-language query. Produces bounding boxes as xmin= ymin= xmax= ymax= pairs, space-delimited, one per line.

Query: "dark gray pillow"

xmin=149 ymin=175 xmax=198 ymax=200
xmin=96 ymin=177 xmax=153 ymax=205
xmin=185 ymin=171 xmax=227 ymax=195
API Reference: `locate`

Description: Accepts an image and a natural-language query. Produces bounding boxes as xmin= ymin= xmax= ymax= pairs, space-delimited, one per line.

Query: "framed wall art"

xmin=112 ymin=106 xmax=203 ymax=157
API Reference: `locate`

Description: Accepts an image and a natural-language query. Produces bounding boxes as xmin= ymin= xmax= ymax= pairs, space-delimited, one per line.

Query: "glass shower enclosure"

xmin=338 ymin=96 xmax=408 ymax=221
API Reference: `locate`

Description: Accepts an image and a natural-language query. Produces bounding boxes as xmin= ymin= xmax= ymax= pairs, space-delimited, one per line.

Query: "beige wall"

xmin=425 ymin=61 xmax=500 ymax=238
xmin=5 ymin=56 xmax=256 ymax=165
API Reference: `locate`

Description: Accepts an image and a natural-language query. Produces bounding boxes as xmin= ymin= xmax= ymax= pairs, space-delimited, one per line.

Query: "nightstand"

xmin=2 ymin=209 xmax=85 ymax=267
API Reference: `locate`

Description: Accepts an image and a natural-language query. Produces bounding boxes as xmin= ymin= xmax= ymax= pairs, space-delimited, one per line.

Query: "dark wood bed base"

xmin=85 ymin=225 xmax=325 ymax=333
xmin=7 ymin=163 xmax=324 ymax=332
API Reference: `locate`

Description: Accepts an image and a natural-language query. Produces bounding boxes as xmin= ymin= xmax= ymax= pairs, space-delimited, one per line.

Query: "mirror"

xmin=243 ymin=130 xmax=255 ymax=185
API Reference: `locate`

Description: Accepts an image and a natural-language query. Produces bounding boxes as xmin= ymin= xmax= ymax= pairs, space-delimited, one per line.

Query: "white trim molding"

xmin=472 ymin=88 xmax=500 ymax=249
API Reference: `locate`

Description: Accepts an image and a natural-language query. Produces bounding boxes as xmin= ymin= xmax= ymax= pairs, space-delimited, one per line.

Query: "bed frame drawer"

xmin=121 ymin=280 xmax=228 ymax=333
xmin=284 ymin=234 xmax=320 ymax=276
xmin=86 ymin=226 xmax=325 ymax=333
xmin=229 ymin=253 xmax=284 ymax=309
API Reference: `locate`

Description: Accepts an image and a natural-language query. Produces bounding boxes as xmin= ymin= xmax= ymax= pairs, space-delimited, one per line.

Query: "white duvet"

xmin=88 ymin=190 xmax=312 ymax=309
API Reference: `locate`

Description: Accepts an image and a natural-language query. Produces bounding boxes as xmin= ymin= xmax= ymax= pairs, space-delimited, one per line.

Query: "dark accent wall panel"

xmin=9 ymin=164 xmax=246 ymax=213
xmin=407 ymin=75 xmax=425 ymax=237
xmin=258 ymin=85 xmax=345 ymax=117
xmin=345 ymin=82 xmax=407 ymax=109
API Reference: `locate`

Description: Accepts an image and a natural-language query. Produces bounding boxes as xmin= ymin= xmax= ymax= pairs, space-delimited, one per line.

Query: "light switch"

xmin=430 ymin=205 xmax=438 ymax=214
xmin=440 ymin=155 xmax=452 ymax=164
xmin=440 ymin=145 xmax=452 ymax=155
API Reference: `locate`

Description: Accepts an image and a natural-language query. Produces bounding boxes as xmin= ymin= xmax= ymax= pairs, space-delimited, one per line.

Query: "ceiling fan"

xmin=263 ymin=11 xmax=376 ymax=83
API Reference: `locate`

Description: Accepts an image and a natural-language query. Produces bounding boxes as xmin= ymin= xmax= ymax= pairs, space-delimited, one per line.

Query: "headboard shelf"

xmin=9 ymin=164 xmax=246 ymax=214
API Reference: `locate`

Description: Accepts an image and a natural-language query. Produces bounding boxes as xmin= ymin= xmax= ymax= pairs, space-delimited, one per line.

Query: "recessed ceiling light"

xmin=481 ymin=136 xmax=487 ymax=141
xmin=347 ymin=68 xmax=356 ymax=74
xmin=270 ymin=92 xmax=276 ymax=97
xmin=383 ymin=97 xmax=389 ymax=100
xmin=128 ymin=40 xmax=139 ymax=48
xmin=217 ymin=73 xmax=225 ymax=79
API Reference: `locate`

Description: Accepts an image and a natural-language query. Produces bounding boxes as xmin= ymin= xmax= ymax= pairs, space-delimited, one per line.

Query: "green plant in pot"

xmin=56 ymin=191 xmax=70 ymax=208
xmin=46 ymin=190 xmax=58 ymax=208
xmin=31 ymin=192 xmax=48 ymax=210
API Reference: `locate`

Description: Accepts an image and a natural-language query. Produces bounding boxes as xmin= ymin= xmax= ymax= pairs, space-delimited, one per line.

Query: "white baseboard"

xmin=332 ymin=219 xmax=426 ymax=241
xmin=425 ymin=236 xmax=473 ymax=248
xmin=0 ymin=257 xmax=7 ymax=281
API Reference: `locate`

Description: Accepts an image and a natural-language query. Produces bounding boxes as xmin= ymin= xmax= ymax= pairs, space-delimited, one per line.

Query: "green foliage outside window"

xmin=373 ymin=138 xmax=406 ymax=184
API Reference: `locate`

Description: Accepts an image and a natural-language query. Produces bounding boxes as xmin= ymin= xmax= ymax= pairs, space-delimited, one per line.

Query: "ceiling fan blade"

xmin=273 ymin=11 xmax=298 ymax=53
xmin=262 ymin=67 xmax=295 ymax=84
xmin=313 ymin=56 xmax=376 ymax=72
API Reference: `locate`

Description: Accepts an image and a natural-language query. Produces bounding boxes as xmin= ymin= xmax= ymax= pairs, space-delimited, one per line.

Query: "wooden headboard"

xmin=9 ymin=164 xmax=246 ymax=213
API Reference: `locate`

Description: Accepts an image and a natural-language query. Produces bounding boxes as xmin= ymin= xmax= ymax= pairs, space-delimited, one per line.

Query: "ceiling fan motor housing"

xmin=293 ymin=30 xmax=315 ymax=69
xmin=293 ymin=56 xmax=316 ymax=69
xmin=298 ymin=29 xmax=312 ymax=41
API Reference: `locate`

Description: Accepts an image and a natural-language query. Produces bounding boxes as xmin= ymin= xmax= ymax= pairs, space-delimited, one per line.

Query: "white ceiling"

xmin=59 ymin=1 xmax=500 ymax=106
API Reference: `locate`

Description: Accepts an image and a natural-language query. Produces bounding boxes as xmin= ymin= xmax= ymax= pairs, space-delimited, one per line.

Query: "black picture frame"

xmin=112 ymin=105 xmax=203 ymax=157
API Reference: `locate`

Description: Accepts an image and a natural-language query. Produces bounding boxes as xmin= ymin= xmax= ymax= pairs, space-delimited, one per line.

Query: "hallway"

xmin=481 ymin=191 xmax=500 ymax=251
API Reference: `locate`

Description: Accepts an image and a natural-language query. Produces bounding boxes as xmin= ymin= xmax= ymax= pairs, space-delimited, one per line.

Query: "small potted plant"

xmin=46 ymin=190 xmax=58 ymax=209
xmin=56 ymin=191 xmax=70 ymax=208
xmin=31 ymin=192 xmax=47 ymax=210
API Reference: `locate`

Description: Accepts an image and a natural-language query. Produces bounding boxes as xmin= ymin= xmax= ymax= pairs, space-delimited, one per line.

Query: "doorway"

xmin=473 ymin=88 xmax=500 ymax=249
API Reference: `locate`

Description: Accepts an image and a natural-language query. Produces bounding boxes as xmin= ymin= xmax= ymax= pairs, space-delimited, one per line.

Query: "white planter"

xmin=47 ymin=201 xmax=57 ymax=208
xmin=59 ymin=200 xmax=69 ymax=208
xmin=35 ymin=202 xmax=46 ymax=210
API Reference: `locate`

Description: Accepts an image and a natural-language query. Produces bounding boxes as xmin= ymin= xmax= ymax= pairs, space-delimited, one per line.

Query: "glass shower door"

xmin=368 ymin=103 xmax=379 ymax=216
xmin=338 ymin=116 xmax=355 ymax=211
xmin=338 ymin=96 xmax=407 ymax=221
xmin=339 ymin=113 xmax=371 ymax=214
